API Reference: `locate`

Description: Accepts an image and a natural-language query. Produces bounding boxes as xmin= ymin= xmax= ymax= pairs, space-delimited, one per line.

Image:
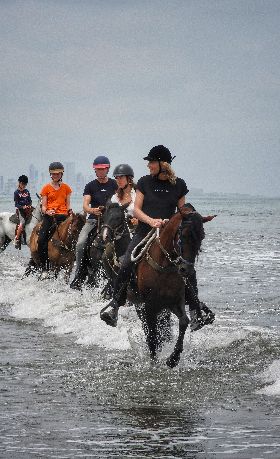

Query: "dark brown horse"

xmin=86 ymin=202 xmax=131 ymax=293
xmin=98 ymin=204 xmax=205 ymax=367
xmin=134 ymin=208 xmax=205 ymax=367
xmin=26 ymin=212 xmax=86 ymax=280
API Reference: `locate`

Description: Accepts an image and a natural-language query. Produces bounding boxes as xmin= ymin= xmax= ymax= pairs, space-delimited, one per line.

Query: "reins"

xmin=131 ymin=218 xmax=195 ymax=274
xmin=50 ymin=215 xmax=74 ymax=252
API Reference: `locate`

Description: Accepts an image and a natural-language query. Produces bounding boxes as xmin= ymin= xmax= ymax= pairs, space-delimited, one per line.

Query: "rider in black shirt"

xmin=70 ymin=156 xmax=117 ymax=290
xmin=100 ymin=145 xmax=208 ymax=329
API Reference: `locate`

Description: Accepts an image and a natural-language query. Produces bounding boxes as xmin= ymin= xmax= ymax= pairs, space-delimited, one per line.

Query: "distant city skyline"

xmin=0 ymin=159 xmax=271 ymax=200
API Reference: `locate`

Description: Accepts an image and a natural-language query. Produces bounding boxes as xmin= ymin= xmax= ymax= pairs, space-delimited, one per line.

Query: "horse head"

xmin=100 ymin=202 xmax=128 ymax=243
xmin=33 ymin=194 xmax=43 ymax=221
xmin=176 ymin=210 xmax=205 ymax=276
xmin=69 ymin=212 xmax=86 ymax=239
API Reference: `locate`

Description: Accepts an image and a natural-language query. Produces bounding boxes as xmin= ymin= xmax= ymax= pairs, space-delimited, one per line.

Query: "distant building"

xmin=29 ymin=164 xmax=39 ymax=195
xmin=76 ymin=172 xmax=85 ymax=194
xmin=5 ymin=178 xmax=17 ymax=196
xmin=65 ymin=162 xmax=76 ymax=188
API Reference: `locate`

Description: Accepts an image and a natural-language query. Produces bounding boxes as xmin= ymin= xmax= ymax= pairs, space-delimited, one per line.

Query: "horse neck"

xmin=151 ymin=212 xmax=182 ymax=262
xmin=56 ymin=217 xmax=71 ymax=242
xmin=30 ymin=202 xmax=42 ymax=225
xmin=114 ymin=230 xmax=131 ymax=258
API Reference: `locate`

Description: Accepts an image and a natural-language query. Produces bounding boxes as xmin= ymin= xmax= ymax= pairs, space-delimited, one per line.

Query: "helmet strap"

xmin=155 ymin=160 xmax=163 ymax=179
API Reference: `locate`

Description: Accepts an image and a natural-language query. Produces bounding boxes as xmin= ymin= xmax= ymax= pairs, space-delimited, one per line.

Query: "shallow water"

xmin=0 ymin=195 xmax=280 ymax=458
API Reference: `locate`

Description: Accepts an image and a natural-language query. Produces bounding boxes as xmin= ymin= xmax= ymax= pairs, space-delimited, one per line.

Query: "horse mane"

xmin=182 ymin=211 xmax=205 ymax=255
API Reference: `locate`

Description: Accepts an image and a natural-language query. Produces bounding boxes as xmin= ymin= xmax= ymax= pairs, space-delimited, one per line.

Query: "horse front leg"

xmin=166 ymin=305 xmax=189 ymax=368
xmin=144 ymin=310 xmax=160 ymax=362
xmin=0 ymin=235 xmax=12 ymax=252
xmin=23 ymin=258 xmax=39 ymax=277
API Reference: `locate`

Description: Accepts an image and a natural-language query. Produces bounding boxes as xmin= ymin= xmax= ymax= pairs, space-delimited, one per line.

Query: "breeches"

xmin=75 ymin=220 xmax=97 ymax=269
xmin=38 ymin=214 xmax=67 ymax=266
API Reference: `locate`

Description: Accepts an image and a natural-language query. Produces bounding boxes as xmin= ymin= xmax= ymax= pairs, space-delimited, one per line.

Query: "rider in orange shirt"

xmin=38 ymin=162 xmax=72 ymax=272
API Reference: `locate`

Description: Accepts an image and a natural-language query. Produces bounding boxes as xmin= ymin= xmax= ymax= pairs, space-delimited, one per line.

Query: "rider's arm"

xmin=41 ymin=195 xmax=48 ymax=214
xmin=66 ymin=193 xmax=71 ymax=212
xmin=133 ymin=190 xmax=163 ymax=229
xmin=83 ymin=195 xmax=103 ymax=216
xmin=14 ymin=191 xmax=20 ymax=209
xmin=177 ymin=196 xmax=186 ymax=210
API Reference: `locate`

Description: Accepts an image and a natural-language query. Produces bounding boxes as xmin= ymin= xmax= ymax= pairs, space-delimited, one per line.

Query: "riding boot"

xmin=100 ymin=299 xmax=120 ymax=327
xmin=100 ymin=281 xmax=128 ymax=327
xmin=14 ymin=237 xmax=21 ymax=249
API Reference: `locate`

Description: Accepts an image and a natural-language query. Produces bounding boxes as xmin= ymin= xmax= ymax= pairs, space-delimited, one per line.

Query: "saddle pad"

xmin=9 ymin=214 xmax=19 ymax=224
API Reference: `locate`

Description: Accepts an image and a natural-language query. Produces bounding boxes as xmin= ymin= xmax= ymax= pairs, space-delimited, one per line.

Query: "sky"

xmin=1 ymin=0 xmax=279 ymax=197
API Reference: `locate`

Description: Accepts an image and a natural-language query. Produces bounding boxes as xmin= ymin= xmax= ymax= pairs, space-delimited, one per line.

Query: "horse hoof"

xmin=203 ymin=311 xmax=215 ymax=325
xmin=166 ymin=354 xmax=180 ymax=368
xmin=100 ymin=310 xmax=118 ymax=327
xmin=39 ymin=271 xmax=50 ymax=280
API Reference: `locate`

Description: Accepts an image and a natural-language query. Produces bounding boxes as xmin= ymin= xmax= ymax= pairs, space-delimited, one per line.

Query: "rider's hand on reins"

xmin=149 ymin=218 xmax=167 ymax=228
xmin=130 ymin=217 xmax=138 ymax=226
xmin=91 ymin=206 xmax=104 ymax=216
xmin=45 ymin=209 xmax=56 ymax=216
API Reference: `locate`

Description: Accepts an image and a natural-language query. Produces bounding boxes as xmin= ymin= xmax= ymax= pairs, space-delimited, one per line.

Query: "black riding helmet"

xmin=18 ymin=175 xmax=28 ymax=184
xmin=113 ymin=164 xmax=134 ymax=177
xmin=143 ymin=145 xmax=176 ymax=164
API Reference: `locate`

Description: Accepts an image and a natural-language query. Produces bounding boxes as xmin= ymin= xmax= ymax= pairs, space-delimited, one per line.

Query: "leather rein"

xmin=145 ymin=225 xmax=195 ymax=275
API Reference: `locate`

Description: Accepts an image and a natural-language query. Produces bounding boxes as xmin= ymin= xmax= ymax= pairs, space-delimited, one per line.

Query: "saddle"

xmin=9 ymin=207 xmax=35 ymax=225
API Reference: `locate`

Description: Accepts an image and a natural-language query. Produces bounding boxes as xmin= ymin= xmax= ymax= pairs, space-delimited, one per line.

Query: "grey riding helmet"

xmin=113 ymin=164 xmax=134 ymax=177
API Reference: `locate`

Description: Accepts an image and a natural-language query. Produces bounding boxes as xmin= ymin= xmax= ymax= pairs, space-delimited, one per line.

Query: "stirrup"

xmin=100 ymin=301 xmax=119 ymax=327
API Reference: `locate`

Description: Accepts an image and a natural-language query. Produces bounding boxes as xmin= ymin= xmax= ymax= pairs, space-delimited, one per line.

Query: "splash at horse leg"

xmin=166 ymin=310 xmax=189 ymax=368
xmin=0 ymin=235 xmax=12 ymax=252
xmin=142 ymin=307 xmax=161 ymax=361
xmin=23 ymin=258 xmax=39 ymax=277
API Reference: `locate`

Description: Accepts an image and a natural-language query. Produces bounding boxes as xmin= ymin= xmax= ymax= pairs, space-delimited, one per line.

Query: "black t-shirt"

xmin=83 ymin=178 xmax=117 ymax=220
xmin=136 ymin=175 xmax=189 ymax=233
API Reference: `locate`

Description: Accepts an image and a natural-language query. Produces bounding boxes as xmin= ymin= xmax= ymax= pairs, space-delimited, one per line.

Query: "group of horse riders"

xmin=14 ymin=144 xmax=215 ymax=332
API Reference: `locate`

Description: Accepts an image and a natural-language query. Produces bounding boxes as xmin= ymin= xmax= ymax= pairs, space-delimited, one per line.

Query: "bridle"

xmin=145 ymin=220 xmax=195 ymax=275
xmin=100 ymin=207 xmax=131 ymax=243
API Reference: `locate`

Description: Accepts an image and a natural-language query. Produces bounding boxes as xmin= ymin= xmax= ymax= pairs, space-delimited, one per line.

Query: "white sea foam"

xmin=0 ymin=255 xmax=252 ymax=364
xmin=257 ymin=360 xmax=280 ymax=395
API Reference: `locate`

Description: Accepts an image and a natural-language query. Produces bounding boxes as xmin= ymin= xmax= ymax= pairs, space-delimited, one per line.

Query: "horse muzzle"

xmin=177 ymin=259 xmax=195 ymax=277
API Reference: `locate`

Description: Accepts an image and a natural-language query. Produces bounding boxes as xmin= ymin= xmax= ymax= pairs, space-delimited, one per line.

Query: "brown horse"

xmin=26 ymin=213 xmax=86 ymax=280
xmin=134 ymin=208 xmax=205 ymax=367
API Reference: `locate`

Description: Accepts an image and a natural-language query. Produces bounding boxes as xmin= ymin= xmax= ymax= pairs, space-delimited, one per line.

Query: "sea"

xmin=0 ymin=194 xmax=279 ymax=458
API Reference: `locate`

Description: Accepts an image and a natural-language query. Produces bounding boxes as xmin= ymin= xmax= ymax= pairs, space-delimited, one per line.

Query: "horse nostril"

xmin=178 ymin=263 xmax=194 ymax=277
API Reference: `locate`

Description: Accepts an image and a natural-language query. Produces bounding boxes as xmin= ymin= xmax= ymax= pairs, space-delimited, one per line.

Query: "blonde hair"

xmin=160 ymin=161 xmax=177 ymax=185
xmin=116 ymin=177 xmax=136 ymax=201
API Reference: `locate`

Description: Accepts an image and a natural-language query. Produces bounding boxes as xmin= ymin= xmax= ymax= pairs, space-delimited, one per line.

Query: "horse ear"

xmin=105 ymin=198 xmax=112 ymax=207
xmin=122 ymin=202 xmax=130 ymax=210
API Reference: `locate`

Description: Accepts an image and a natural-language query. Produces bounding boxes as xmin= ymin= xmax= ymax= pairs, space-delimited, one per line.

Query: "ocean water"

xmin=0 ymin=195 xmax=280 ymax=458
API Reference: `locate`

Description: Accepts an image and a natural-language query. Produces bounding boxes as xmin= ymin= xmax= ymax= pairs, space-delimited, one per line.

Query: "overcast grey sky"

xmin=1 ymin=0 xmax=279 ymax=196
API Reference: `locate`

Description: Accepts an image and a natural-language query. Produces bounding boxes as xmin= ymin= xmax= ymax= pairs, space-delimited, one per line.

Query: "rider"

xmin=100 ymin=145 xmax=214 ymax=331
xmin=70 ymin=155 xmax=117 ymax=290
xmin=38 ymin=162 xmax=72 ymax=273
xmin=111 ymin=164 xmax=138 ymax=232
xmin=14 ymin=175 xmax=32 ymax=249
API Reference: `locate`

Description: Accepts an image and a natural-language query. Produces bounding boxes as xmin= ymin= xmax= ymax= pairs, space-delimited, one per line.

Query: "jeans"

xmin=74 ymin=219 xmax=97 ymax=275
